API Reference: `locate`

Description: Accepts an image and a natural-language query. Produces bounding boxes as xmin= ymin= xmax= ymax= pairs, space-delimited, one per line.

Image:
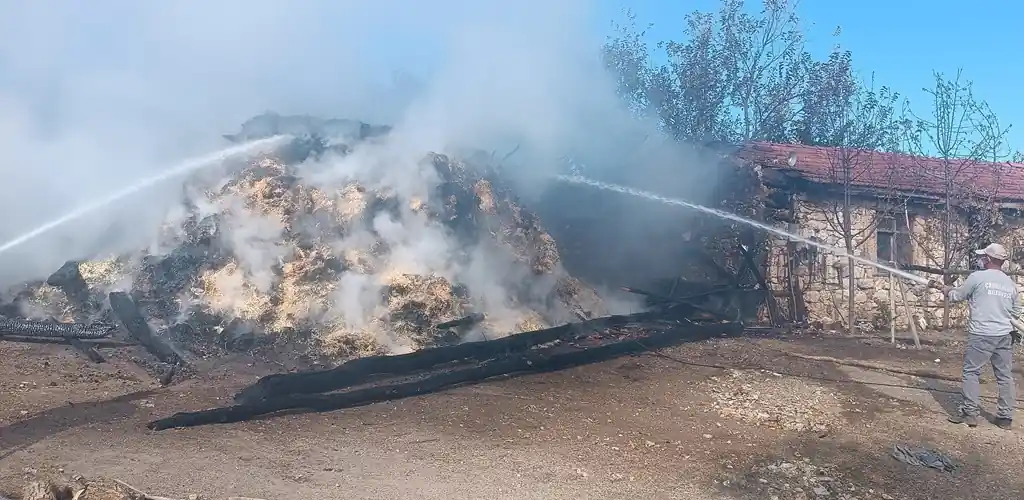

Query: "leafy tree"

xmin=902 ymin=70 xmax=1013 ymax=329
xmin=795 ymin=44 xmax=904 ymax=331
xmin=602 ymin=10 xmax=658 ymax=116
xmin=603 ymin=0 xmax=812 ymax=143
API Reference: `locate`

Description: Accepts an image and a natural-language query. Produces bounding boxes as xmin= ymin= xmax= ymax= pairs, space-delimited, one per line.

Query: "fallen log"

xmin=0 ymin=316 xmax=112 ymax=339
xmin=0 ymin=335 xmax=135 ymax=348
xmin=235 ymin=312 xmax=659 ymax=403
xmin=108 ymin=292 xmax=189 ymax=366
xmin=150 ymin=321 xmax=742 ymax=430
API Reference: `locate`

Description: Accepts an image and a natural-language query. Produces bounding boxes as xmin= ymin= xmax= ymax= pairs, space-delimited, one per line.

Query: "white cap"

xmin=975 ymin=243 xmax=1009 ymax=261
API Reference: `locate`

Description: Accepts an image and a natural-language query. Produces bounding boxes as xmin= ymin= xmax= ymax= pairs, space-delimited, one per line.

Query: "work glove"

xmin=1012 ymin=316 xmax=1024 ymax=345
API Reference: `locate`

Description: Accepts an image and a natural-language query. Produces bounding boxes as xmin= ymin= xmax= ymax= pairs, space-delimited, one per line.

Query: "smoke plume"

xmin=0 ymin=0 xmax=723 ymax=349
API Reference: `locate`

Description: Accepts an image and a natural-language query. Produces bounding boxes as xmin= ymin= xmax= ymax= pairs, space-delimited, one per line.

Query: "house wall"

xmin=765 ymin=197 xmax=1024 ymax=330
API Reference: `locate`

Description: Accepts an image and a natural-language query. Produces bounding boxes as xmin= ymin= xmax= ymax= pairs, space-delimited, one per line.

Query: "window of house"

xmin=876 ymin=215 xmax=913 ymax=265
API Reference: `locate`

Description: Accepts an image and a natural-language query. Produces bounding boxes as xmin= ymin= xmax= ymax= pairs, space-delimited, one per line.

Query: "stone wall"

xmin=765 ymin=198 xmax=1024 ymax=331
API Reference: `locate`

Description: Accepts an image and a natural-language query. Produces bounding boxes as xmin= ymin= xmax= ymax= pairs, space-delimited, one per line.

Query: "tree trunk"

xmin=844 ymin=171 xmax=856 ymax=335
xmin=942 ymin=202 xmax=952 ymax=331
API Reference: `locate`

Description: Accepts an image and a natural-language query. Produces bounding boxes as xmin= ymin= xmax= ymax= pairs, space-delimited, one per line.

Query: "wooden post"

xmin=897 ymin=279 xmax=922 ymax=349
xmin=889 ymin=270 xmax=896 ymax=344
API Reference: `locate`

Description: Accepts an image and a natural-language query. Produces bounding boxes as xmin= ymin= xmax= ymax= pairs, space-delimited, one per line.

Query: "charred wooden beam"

xmin=0 ymin=316 xmax=112 ymax=339
xmin=45 ymin=260 xmax=92 ymax=310
xmin=108 ymin=292 xmax=189 ymax=366
xmin=150 ymin=321 xmax=743 ymax=430
xmin=791 ymin=276 xmax=808 ymax=324
xmin=436 ymin=312 xmax=485 ymax=330
xmin=45 ymin=261 xmax=107 ymax=362
xmin=0 ymin=335 xmax=135 ymax=348
xmin=622 ymin=286 xmax=733 ymax=304
xmin=686 ymin=251 xmax=740 ymax=288
xmin=736 ymin=244 xmax=783 ymax=326
xmin=64 ymin=338 xmax=105 ymax=363
xmin=623 ymin=285 xmax=742 ymax=322
xmin=235 ymin=312 xmax=659 ymax=404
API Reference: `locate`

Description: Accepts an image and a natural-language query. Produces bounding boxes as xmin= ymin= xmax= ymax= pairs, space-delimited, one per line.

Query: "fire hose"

xmin=0 ymin=316 xmax=113 ymax=339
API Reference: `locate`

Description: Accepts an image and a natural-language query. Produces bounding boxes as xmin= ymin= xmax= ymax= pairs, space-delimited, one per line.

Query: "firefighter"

xmin=933 ymin=243 xmax=1020 ymax=429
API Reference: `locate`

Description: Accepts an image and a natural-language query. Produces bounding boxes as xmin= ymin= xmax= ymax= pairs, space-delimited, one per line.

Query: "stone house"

xmin=737 ymin=142 xmax=1024 ymax=330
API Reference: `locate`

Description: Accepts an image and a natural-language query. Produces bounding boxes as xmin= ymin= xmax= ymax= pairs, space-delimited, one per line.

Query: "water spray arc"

xmin=0 ymin=136 xmax=290 ymax=258
xmin=554 ymin=174 xmax=930 ymax=286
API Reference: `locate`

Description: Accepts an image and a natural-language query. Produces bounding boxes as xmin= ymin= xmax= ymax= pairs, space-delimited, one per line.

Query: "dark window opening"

xmin=876 ymin=214 xmax=913 ymax=265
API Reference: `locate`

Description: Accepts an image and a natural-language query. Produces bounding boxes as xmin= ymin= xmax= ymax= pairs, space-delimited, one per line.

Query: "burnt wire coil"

xmin=0 ymin=316 xmax=112 ymax=339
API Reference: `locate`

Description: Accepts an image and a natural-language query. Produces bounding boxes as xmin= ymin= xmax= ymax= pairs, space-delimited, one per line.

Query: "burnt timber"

xmin=149 ymin=316 xmax=742 ymax=430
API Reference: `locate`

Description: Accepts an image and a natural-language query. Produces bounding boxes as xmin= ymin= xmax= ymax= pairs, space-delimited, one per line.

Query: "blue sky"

xmin=594 ymin=0 xmax=1024 ymax=151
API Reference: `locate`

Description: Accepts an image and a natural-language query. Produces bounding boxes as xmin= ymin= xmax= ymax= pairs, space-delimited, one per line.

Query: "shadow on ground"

xmin=0 ymin=389 xmax=157 ymax=459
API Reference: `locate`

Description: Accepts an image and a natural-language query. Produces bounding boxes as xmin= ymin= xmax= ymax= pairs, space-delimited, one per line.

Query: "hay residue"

xmin=78 ymin=257 xmax=131 ymax=287
xmin=310 ymin=182 xmax=368 ymax=226
xmin=5 ymin=140 xmax=606 ymax=361
xmin=272 ymin=245 xmax=338 ymax=331
xmin=381 ymin=272 xmax=466 ymax=346
xmin=513 ymin=311 xmax=548 ymax=332
xmin=196 ymin=261 xmax=274 ymax=323
xmin=319 ymin=322 xmax=392 ymax=358
xmin=474 ymin=179 xmax=496 ymax=213
xmin=6 ymin=284 xmax=74 ymax=322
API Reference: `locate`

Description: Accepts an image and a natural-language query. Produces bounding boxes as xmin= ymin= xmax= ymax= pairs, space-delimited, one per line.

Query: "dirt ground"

xmin=2 ymin=329 xmax=1023 ymax=500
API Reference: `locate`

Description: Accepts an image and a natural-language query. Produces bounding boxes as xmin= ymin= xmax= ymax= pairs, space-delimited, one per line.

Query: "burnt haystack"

xmin=30 ymin=115 xmax=606 ymax=360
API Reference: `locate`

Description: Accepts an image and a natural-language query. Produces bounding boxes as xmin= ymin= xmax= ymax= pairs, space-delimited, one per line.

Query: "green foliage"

xmin=602 ymin=0 xmax=1018 ymax=331
xmin=601 ymin=0 xmax=1010 ymax=158
xmin=604 ymin=0 xmax=813 ymax=143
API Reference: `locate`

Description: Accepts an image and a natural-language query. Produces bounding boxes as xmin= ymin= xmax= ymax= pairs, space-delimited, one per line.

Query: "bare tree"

xmin=903 ymin=70 xmax=1013 ymax=329
xmin=796 ymin=46 xmax=903 ymax=332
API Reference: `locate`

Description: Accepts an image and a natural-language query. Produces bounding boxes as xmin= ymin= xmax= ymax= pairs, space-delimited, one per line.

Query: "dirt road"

xmin=2 ymin=331 xmax=1023 ymax=499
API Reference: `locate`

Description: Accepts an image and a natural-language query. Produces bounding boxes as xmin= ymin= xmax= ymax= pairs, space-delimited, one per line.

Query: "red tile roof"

xmin=737 ymin=142 xmax=1024 ymax=202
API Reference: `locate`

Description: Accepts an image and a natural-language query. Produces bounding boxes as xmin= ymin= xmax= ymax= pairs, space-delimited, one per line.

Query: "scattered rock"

xmin=21 ymin=481 xmax=62 ymax=500
xmin=704 ymin=370 xmax=843 ymax=433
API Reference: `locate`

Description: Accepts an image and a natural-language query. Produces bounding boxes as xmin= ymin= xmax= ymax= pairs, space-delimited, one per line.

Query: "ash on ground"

xmin=0 ymin=114 xmax=608 ymax=361
xmin=704 ymin=370 xmax=845 ymax=433
xmin=726 ymin=458 xmax=900 ymax=500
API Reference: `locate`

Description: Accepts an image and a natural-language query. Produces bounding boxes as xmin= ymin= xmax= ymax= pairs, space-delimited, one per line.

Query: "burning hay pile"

xmin=0 ymin=114 xmax=606 ymax=361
